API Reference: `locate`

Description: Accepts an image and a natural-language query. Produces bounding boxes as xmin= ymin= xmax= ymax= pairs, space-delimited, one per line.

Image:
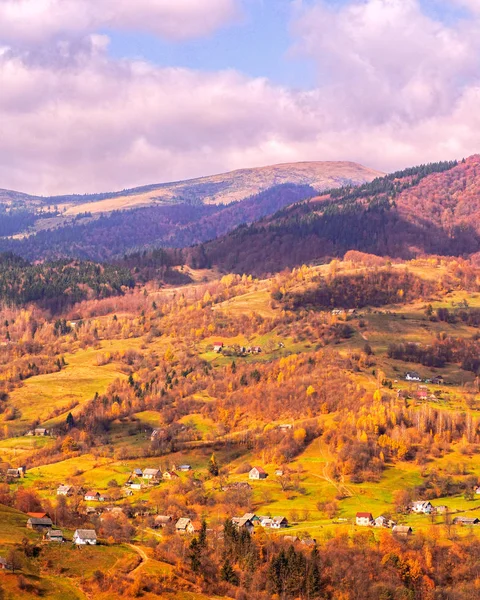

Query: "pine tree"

xmin=220 ymin=558 xmax=239 ymax=585
xmin=66 ymin=412 xmax=75 ymax=430
xmin=208 ymin=453 xmax=219 ymax=477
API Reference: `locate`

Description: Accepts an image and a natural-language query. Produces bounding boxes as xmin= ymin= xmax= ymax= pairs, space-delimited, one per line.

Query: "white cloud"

xmin=1 ymin=0 xmax=480 ymax=194
xmin=0 ymin=0 xmax=240 ymax=44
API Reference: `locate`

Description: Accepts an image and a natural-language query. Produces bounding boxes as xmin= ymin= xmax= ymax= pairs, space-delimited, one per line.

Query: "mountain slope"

xmin=0 ymin=161 xmax=381 ymax=260
xmin=188 ymin=158 xmax=480 ymax=275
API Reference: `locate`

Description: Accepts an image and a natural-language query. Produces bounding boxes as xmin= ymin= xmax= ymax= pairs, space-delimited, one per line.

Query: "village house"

xmin=130 ymin=482 xmax=143 ymax=490
xmin=154 ymin=515 xmax=173 ymax=528
xmin=175 ymin=517 xmax=196 ymax=534
xmin=6 ymin=467 xmax=25 ymax=479
xmin=435 ymin=505 xmax=449 ymax=514
xmin=133 ymin=468 xmax=143 ymax=477
xmin=411 ymin=501 xmax=433 ymax=514
xmin=260 ymin=517 xmax=274 ymax=528
xmin=27 ymin=517 xmax=53 ymax=531
xmin=84 ymin=491 xmax=104 ymax=502
xmin=242 ymin=513 xmax=261 ymax=525
xmin=0 ymin=557 xmax=8 ymax=570
xmin=431 ymin=375 xmax=445 ymax=385
xmin=271 ymin=516 xmax=289 ymax=529
xmin=163 ymin=470 xmax=179 ymax=480
xmin=275 ymin=469 xmax=284 ymax=477
xmin=277 ymin=424 xmax=293 ymax=431
xmin=356 ymin=512 xmax=374 ymax=526
xmin=392 ymin=525 xmax=413 ymax=537
xmin=474 ymin=486 xmax=480 ymax=495
xmin=374 ymin=516 xmax=389 ymax=528
xmin=45 ymin=529 xmax=64 ymax=542
xmin=453 ymin=516 xmax=479 ymax=525
xmin=178 ymin=464 xmax=192 ymax=472
xmin=405 ymin=371 xmax=421 ymax=382
xmin=73 ymin=529 xmax=97 ymax=545
xmin=57 ymin=484 xmax=72 ymax=496
xmin=232 ymin=517 xmax=254 ymax=533
xmin=249 ymin=466 xmax=268 ymax=480
xmin=143 ymin=468 xmax=161 ymax=481
xmin=213 ymin=342 xmax=224 ymax=353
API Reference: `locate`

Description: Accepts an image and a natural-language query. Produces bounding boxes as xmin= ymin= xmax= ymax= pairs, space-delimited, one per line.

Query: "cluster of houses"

xmin=231 ymin=513 xmax=288 ymax=533
xmin=25 ymin=511 xmax=97 ymax=545
xmin=212 ymin=342 xmax=262 ymax=355
xmin=355 ymin=512 xmax=412 ymax=536
xmin=125 ymin=464 xmax=191 ymax=490
xmin=331 ymin=309 xmax=357 ymax=317
xmin=405 ymin=372 xmax=445 ymax=385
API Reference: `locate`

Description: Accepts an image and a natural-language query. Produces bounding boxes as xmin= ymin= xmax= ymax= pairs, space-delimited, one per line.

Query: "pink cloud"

xmin=0 ymin=0 xmax=480 ymax=195
xmin=0 ymin=0 xmax=240 ymax=44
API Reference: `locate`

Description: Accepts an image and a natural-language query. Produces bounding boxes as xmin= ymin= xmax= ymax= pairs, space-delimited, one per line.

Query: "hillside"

xmin=191 ymin=158 xmax=480 ymax=275
xmin=0 ymin=255 xmax=480 ymax=599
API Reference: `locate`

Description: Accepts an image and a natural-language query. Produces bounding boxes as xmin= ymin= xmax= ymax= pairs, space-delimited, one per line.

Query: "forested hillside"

xmin=0 ymin=254 xmax=134 ymax=311
xmin=0 ymin=184 xmax=316 ymax=261
xmin=189 ymin=159 xmax=480 ymax=275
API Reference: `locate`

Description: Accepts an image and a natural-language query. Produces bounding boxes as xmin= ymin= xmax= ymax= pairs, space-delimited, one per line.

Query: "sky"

xmin=0 ymin=0 xmax=480 ymax=195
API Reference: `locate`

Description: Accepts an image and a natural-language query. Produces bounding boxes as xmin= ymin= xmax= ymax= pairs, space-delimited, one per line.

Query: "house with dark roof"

xmin=453 ymin=516 xmax=479 ymax=526
xmin=232 ymin=517 xmax=254 ymax=533
xmin=392 ymin=525 xmax=413 ymax=537
xmin=45 ymin=529 xmax=64 ymax=542
xmin=27 ymin=517 xmax=53 ymax=531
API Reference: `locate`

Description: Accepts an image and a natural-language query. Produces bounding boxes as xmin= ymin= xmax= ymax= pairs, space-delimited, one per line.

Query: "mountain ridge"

xmin=0 ymin=160 xmax=383 ymax=214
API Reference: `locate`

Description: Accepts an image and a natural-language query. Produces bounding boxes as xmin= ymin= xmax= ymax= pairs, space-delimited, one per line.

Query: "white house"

xmin=271 ymin=516 xmax=288 ymax=529
xmin=249 ymin=466 xmax=268 ymax=480
xmin=356 ymin=512 xmax=374 ymax=526
xmin=411 ymin=501 xmax=433 ymax=514
xmin=143 ymin=468 xmax=161 ymax=480
xmin=73 ymin=529 xmax=97 ymax=545
xmin=57 ymin=484 xmax=72 ymax=496
xmin=405 ymin=371 xmax=421 ymax=382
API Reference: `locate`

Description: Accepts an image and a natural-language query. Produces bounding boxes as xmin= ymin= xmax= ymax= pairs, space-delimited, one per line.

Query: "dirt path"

xmin=127 ymin=543 xmax=150 ymax=576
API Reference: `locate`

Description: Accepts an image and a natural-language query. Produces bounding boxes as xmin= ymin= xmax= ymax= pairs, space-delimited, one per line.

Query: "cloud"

xmin=1 ymin=0 xmax=480 ymax=195
xmin=0 ymin=0 xmax=240 ymax=44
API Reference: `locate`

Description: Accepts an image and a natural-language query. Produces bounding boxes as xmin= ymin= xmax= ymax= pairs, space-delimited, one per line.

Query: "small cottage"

xmin=453 ymin=516 xmax=479 ymax=526
xmin=84 ymin=491 xmax=104 ymax=502
xmin=249 ymin=466 xmax=268 ymax=480
xmin=405 ymin=371 xmax=421 ymax=382
xmin=46 ymin=530 xmax=64 ymax=542
xmin=154 ymin=515 xmax=173 ymax=528
xmin=143 ymin=468 xmax=161 ymax=480
xmin=232 ymin=517 xmax=254 ymax=533
xmin=355 ymin=512 xmax=374 ymax=526
xmin=213 ymin=342 xmax=224 ymax=353
xmin=178 ymin=464 xmax=192 ymax=472
xmin=176 ymin=517 xmax=194 ymax=534
xmin=57 ymin=484 xmax=72 ymax=496
xmin=411 ymin=501 xmax=433 ymax=514
xmin=392 ymin=525 xmax=413 ymax=537
xmin=27 ymin=517 xmax=53 ymax=531
xmin=73 ymin=529 xmax=97 ymax=545
xmin=271 ymin=516 xmax=288 ymax=529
